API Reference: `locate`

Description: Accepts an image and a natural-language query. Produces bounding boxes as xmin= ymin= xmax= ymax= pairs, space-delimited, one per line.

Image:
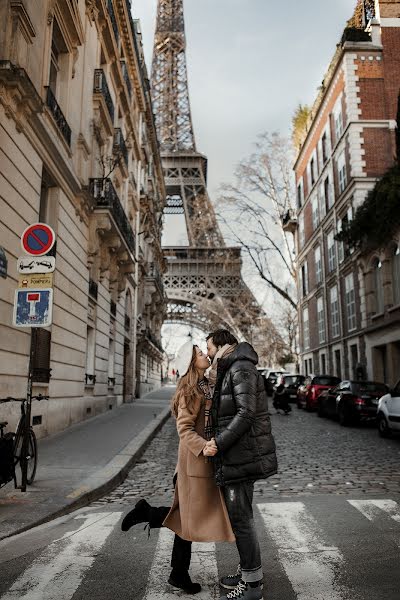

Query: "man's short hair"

xmin=206 ymin=329 xmax=238 ymax=348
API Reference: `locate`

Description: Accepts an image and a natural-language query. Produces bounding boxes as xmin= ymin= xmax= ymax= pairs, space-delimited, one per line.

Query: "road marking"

xmin=258 ymin=502 xmax=347 ymax=600
xmin=348 ymin=499 xmax=400 ymax=523
xmin=0 ymin=512 xmax=121 ymax=600
xmin=143 ymin=528 xmax=219 ymax=600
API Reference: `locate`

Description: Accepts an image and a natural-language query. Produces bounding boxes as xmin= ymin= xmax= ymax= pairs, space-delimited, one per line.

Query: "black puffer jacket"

xmin=213 ymin=343 xmax=278 ymax=486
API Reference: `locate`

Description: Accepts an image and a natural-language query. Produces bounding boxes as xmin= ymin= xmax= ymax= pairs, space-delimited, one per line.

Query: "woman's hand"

xmin=203 ymin=439 xmax=218 ymax=457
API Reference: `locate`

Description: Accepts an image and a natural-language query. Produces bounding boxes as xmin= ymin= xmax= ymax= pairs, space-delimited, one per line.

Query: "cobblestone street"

xmin=94 ymin=405 xmax=400 ymax=507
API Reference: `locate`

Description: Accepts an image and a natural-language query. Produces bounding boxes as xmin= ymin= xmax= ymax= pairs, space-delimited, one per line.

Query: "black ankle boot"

xmin=121 ymin=499 xmax=151 ymax=531
xmin=168 ymin=569 xmax=201 ymax=594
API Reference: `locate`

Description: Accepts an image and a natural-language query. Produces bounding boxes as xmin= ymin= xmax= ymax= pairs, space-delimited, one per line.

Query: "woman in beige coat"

xmin=121 ymin=342 xmax=235 ymax=594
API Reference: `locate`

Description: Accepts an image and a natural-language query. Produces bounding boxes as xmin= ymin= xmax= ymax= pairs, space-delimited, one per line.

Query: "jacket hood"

xmin=218 ymin=342 xmax=259 ymax=371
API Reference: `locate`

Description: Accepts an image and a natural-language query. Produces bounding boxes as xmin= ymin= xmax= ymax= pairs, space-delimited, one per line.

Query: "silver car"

xmin=377 ymin=379 xmax=400 ymax=437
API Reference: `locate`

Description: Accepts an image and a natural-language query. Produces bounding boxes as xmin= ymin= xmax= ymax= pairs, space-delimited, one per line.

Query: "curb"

xmin=0 ymin=405 xmax=171 ymax=541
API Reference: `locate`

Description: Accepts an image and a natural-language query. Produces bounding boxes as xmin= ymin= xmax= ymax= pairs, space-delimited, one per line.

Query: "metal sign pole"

xmin=20 ymin=332 xmax=34 ymax=492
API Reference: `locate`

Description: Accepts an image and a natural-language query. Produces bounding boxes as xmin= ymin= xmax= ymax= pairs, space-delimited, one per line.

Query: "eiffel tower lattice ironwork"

xmin=151 ymin=0 xmax=283 ymax=357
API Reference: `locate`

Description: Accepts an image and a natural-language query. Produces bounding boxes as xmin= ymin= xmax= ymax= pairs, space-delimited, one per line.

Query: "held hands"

xmin=203 ymin=438 xmax=218 ymax=457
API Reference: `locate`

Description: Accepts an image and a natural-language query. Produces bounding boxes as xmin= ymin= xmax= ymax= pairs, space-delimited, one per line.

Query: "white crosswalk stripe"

xmin=257 ymin=502 xmax=347 ymax=600
xmin=0 ymin=512 xmax=121 ymax=600
xmin=143 ymin=528 xmax=219 ymax=600
xmin=348 ymin=499 xmax=400 ymax=523
xmin=2 ymin=500 xmax=400 ymax=600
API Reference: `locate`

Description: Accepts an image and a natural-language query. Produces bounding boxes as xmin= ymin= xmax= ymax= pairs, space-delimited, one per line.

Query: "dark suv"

xmin=273 ymin=374 xmax=306 ymax=402
xmin=318 ymin=380 xmax=389 ymax=425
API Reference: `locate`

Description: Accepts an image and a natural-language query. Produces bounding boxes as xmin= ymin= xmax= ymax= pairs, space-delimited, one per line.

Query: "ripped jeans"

xmin=222 ymin=482 xmax=263 ymax=584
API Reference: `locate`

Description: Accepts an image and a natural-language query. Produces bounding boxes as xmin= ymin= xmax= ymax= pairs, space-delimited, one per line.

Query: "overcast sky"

xmin=131 ymin=0 xmax=356 ymax=355
xmin=132 ymin=0 xmax=354 ymax=200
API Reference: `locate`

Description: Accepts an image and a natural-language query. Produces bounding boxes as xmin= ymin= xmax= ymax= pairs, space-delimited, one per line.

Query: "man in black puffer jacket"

xmin=205 ymin=330 xmax=278 ymax=600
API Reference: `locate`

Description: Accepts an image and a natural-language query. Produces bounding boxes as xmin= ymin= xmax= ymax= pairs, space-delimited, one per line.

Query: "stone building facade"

xmin=293 ymin=0 xmax=400 ymax=386
xmin=0 ymin=0 xmax=166 ymax=438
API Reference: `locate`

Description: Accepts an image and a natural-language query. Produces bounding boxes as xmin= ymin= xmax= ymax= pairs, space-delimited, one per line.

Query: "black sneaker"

xmin=220 ymin=580 xmax=263 ymax=600
xmin=220 ymin=564 xmax=242 ymax=589
xmin=168 ymin=570 xmax=201 ymax=594
xmin=121 ymin=499 xmax=151 ymax=531
xmin=220 ymin=566 xmax=263 ymax=591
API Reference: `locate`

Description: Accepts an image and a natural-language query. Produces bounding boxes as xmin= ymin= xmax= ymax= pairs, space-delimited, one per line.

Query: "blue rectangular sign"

xmin=13 ymin=288 xmax=53 ymax=328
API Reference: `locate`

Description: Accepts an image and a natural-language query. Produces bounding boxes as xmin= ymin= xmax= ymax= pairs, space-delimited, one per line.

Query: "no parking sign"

xmin=21 ymin=223 xmax=56 ymax=257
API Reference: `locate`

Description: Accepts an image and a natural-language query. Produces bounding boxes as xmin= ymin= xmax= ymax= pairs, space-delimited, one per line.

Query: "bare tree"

xmin=218 ymin=132 xmax=297 ymax=312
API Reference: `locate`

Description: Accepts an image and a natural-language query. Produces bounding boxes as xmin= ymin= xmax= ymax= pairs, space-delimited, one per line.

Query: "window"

xmin=325 ymin=176 xmax=333 ymax=210
xmin=312 ymin=196 xmax=319 ymax=230
xmin=337 ymin=219 xmax=344 ymax=263
xmin=392 ymin=246 xmax=400 ymax=305
xmin=334 ymin=105 xmax=344 ymax=141
xmin=86 ymin=326 xmax=96 ymax=385
xmin=345 ymin=273 xmax=356 ymax=331
xmin=322 ymin=132 xmax=328 ymax=163
xmin=297 ymin=182 xmax=303 ymax=209
xmin=330 ymin=285 xmax=340 ymax=338
xmin=318 ymin=184 xmax=326 ymax=220
xmin=317 ymin=297 xmax=326 ymax=344
xmin=299 ymin=213 xmax=305 ymax=248
xmin=310 ymin=157 xmax=316 ymax=186
xmin=338 ymin=152 xmax=347 ymax=194
xmin=315 ymin=246 xmax=322 ymax=284
xmin=375 ymin=260 xmax=384 ymax=313
xmin=108 ymin=318 xmax=116 ymax=386
xmin=301 ymin=262 xmax=309 ymax=296
xmin=321 ymin=353 xmax=327 ymax=374
xmin=327 ymin=231 xmax=336 ymax=272
xmin=334 ymin=349 xmax=342 ymax=379
xmin=303 ymin=306 xmax=310 ymax=350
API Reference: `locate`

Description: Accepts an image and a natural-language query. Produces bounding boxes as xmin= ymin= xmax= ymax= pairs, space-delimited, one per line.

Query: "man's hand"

xmin=203 ymin=438 xmax=218 ymax=457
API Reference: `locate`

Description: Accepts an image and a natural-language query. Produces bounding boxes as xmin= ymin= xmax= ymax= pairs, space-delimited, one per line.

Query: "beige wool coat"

xmin=163 ymin=393 xmax=235 ymax=543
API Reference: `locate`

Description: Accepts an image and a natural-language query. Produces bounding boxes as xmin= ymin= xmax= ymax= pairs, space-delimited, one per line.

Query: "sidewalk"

xmin=0 ymin=386 xmax=175 ymax=541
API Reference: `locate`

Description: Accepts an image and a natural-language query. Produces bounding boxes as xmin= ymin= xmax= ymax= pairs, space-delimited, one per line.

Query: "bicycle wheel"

xmin=14 ymin=427 xmax=38 ymax=485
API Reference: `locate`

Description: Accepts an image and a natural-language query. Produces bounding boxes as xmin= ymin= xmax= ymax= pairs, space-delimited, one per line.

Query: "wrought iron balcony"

xmin=107 ymin=0 xmax=119 ymax=45
xmin=89 ymin=178 xmax=136 ymax=255
xmin=85 ymin=373 xmax=96 ymax=386
xmin=120 ymin=61 xmax=132 ymax=98
xmin=45 ymin=87 xmax=71 ymax=146
xmin=93 ymin=69 xmax=114 ymax=123
xmin=147 ymin=264 xmax=164 ymax=297
xmin=114 ymin=128 xmax=129 ymax=167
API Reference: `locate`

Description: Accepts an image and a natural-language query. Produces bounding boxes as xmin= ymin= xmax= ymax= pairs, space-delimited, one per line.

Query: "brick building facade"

xmin=294 ymin=0 xmax=400 ymax=385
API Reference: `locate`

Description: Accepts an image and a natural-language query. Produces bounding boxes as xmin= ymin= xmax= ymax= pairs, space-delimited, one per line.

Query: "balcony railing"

xmin=89 ymin=178 xmax=136 ymax=255
xmin=93 ymin=69 xmax=114 ymax=123
xmin=145 ymin=328 xmax=164 ymax=354
xmin=114 ymin=128 xmax=129 ymax=167
xmin=46 ymin=87 xmax=71 ymax=146
xmin=120 ymin=61 xmax=132 ymax=98
xmin=107 ymin=0 xmax=119 ymax=45
xmin=147 ymin=264 xmax=164 ymax=296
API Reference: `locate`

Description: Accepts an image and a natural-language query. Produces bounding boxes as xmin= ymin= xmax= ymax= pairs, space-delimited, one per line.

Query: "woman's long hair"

xmin=171 ymin=346 xmax=203 ymax=417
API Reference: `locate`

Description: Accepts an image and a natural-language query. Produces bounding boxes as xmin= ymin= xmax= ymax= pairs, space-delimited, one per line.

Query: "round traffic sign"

xmin=21 ymin=223 xmax=56 ymax=257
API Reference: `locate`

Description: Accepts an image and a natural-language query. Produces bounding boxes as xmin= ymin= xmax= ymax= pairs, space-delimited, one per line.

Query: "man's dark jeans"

xmin=223 ymin=481 xmax=263 ymax=583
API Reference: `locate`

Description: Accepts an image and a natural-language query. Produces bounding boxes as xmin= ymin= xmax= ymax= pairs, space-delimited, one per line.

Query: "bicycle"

xmin=0 ymin=394 xmax=48 ymax=489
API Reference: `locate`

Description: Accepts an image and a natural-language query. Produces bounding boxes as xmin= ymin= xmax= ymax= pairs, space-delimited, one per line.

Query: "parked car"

xmin=377 ymin=379 xmax=400 ymax=437
xmin=297 ymin=375 xmax=341 ymax=411
xmin=273 ymin=374 xmax=306 ymax=403
xmin=263 ymin=369 xmax=289 ymax=396
xmin=318 ymin=380 xmax=389 ymax=426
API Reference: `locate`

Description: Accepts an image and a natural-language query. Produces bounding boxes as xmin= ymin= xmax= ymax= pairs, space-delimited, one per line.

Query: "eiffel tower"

xmin=151 ymin=0 xmax=283 ymax=360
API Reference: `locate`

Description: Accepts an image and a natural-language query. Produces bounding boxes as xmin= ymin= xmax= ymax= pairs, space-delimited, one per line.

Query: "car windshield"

xmin=313 ymin=376 xmax=341 ymax=386
xmin=352 ymin=382 xmax=388 ymax=395
xmin=284 ymin=376 xmax=303 ymax=385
